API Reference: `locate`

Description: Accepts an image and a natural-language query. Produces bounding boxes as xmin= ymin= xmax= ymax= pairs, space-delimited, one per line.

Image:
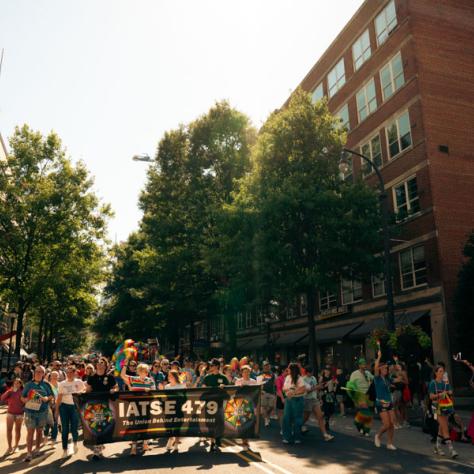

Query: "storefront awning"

xmin=348 ymin=311 xmax=428 ymax=339
xmin=314 ymin=322 xmax=363 ymax=344
xmin=273 ymin=331 xmax=308 ymax=347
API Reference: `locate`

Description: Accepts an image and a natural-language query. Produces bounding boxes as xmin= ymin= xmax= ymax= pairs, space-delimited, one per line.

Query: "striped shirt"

xmin=127 ymin=376 xmax=156 ymax=391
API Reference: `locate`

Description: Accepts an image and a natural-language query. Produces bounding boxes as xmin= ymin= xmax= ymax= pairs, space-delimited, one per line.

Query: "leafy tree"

xmin=240 ymin=89 xmax=384 ymax=366
xmin=0 ymin=125 xmax=111 ymax=357
xmin=454 ymin=231 xmax=474 ymax=361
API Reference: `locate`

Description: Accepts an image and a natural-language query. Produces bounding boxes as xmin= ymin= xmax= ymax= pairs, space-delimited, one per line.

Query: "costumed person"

xmin=347 ymin=357 xmax=374 ymax=436
xmin=112 ymin=339 xmax=138 ymax=390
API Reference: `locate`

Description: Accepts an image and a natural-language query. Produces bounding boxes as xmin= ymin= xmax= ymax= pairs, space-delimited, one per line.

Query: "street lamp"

xmin=339 ymin=148 xmax=395 ymax=332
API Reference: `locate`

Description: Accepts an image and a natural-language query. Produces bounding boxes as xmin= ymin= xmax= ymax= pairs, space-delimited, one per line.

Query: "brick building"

xmin=233 ymin=0 xmax=474 ymax=373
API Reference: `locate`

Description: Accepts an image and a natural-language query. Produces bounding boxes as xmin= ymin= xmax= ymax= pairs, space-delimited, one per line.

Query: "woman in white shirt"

xmin=282 ymin=363 xmax=308 ymax=444
xmin=235 ymin=365 xmax=258 ymax=450
xmin=164 ymin=370 xmax=186 ymax=453
xmin=55 ymin=366 xmax=85 ymax=458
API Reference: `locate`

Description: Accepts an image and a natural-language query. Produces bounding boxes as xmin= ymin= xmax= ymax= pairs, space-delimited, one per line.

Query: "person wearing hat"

xmin=257 ymin=361 xmax=277 ymax=427
xmin=202 ymin=358 xmax=229 ymax=452
xmin=349 ymin=357 xmax=374 ymax=436
xmin=235 ymin=365 xmax=258 ymax=450
xmin=373 ymin=350 xmax=397 ymax=450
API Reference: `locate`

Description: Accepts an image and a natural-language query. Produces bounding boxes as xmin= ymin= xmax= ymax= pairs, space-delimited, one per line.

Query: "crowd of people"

xmin=0 ymin=351 xmax=473 ymax=463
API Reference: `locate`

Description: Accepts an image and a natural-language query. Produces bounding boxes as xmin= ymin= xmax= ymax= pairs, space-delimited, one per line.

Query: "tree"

xmin=454 ymin=231 xmax=474 ymax=361
xmin=0 ymin=125 xmax=111 ymax=356
xmin=240 ymin=89 xmax=384 ymax=366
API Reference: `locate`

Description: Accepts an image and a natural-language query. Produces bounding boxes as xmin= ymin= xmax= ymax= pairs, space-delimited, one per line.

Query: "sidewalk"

xmin=317 ymin=409 xmax=474 ymax=470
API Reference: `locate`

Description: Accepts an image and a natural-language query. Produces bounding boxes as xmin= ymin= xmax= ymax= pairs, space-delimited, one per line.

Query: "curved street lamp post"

xmin=339 ymin=148 xmax=395 ymax=332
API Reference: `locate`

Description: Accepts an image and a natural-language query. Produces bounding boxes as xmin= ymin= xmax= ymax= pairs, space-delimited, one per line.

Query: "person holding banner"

xmin=236 ymin=364 xmax=258 ymax=450
xmin=121 ymin=362 xmax=155 ymax=455
xmin=164 ymin=370 xmax=187 ymax=453
xmin=21 ymin=365 xmax=54 ymax=462
xmin=55 ymin=366 xmax=86 ymax=458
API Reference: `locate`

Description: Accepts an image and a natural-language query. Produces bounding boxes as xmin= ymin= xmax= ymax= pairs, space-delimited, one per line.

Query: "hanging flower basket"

xmin=368 ymin=324 xmax=431 ymax=351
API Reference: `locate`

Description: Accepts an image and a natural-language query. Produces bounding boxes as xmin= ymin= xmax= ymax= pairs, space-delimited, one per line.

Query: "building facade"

xmin=233 ymin=0 xmax=474 ymax=372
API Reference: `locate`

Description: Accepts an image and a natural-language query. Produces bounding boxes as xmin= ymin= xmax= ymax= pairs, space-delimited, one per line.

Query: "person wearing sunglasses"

xmin=55 ymin=366 xmax=86 ymax=458
xmin=150 ymin=360 xmax=166 ymax=390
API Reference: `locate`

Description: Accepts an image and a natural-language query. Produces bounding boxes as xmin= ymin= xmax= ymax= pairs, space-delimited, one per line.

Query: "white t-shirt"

xmin=283 ymin=375 xmax=309 ymax=398
xmin=58 ymin=379 xmax=85 ymax=405
xmin=235 ymin=377 xmax=258 ymax=386
xmin=164 ymin=383 xmax=186 ymax=390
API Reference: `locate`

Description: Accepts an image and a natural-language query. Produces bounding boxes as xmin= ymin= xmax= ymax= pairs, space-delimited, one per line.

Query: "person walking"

xmin=429 ymin=365 xmax=458 ymax=458
xmin=44 ymin=371 xmax=60 ymax=446
xmin=257 ymin=361 xmax=277 ymax=428
xmin=55 ymin=366 xmax=86 ymax=458
xmin=164 ymin=370 xmax=187 ymax=453
xmin=21 ymin=365 xmax=54 ymax=462
xmin=348 ymin=358 xmax=374 ymax=436
xmin=282 ymin=363 xmax=308 ymax=444
xmin=1 ymin=378 xmax=25 ymax=456
xmin=373 ymin=351 xmax=397 ymax=450
xmin=235 ymin=365 xmax=258 ymax=450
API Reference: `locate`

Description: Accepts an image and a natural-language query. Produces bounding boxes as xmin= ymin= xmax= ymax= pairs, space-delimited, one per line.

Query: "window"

xmin=320 ymin=291 xmax=337 ymax=311
xmin=245 ymin=311 xmax=253 ymax=328
xmin=400 ymin=246 xmax=427 ymax=289
xmin=336 ymin=103 xmax=350 ymax=131
xmin=327 ymin=59 xmax=346 ymax=98
xmin=352 ymin=29 xmax=371 ymax=70
xmin=360 ymin=134 xmax=382 ymax=176
xmin=372 ymin=274 xmax=386 ymax=297
xmin=394 ymin=176 xmax=420 ymax=220
xmin=386 ymin=111 xmax=412 ymax=158
xmin=375 ymin=0 xmax=397 ymax=46
xmin=341 ymin=278 xmax=362 ymax=305
xmin=380 ymin=52 xmax=405 ymax=101
xmin=311 ymin=83 xmax=324 ymax=103
xmin=237 ymin=312 xmax=243 ymax=330
xmin=356 ymin=78 xmax=377 ymax=122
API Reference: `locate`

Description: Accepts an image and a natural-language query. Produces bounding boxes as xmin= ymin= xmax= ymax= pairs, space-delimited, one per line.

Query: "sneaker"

xmin=301 ymin=425 xmax=309 ymax=433
xmin=387 ymin=444 xmax=397 ymax=451
xmin=282 ymin=439 xmax=290 ymax=444
xmin=33 ymin=449 xmax=42 ymax=458
xmin=24 ymin=454 xmax=32 ymax=462
xmin=67 ymin=444 xmax=74 ymax=456
xmin=434 ymin=446 xmax=445 ymax=456
xmin=450 ymin=449 xmax=458 ymax=459
xmin=280 ymin=430 xmax=283 ymax=435
xmin=210 ymin=443 xmax=218 ymax=453
xmin=374 ymin=434 xmax=381 ymax=448
xmin=324 ymin=434 xmax=335 ymax=442
xmin=364 ymin=432 xmax=370 ymax=437
xmin=264 ymin=418 xmax=270 ymax=427
xmin=62 ymin=449 xmax=69 ymax=459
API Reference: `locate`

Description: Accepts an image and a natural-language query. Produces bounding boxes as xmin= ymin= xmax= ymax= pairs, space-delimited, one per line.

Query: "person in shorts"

xmin=373 ymin=351 xmax=396 ymax=450
xmin=257 ymin=361 xmax=276 ymax=427
xmin=1 ymin=378 xmax=25 ymax=456
xmin=21 ymin=365 xmax=54 ymax=462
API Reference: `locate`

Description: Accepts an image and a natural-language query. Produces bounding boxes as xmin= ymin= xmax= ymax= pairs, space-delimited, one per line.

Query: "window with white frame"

xmin=360 ymin=134 xmax=382 ymax=177
xmin=327 ymin=58 xmax=346 ymax=98
xmin=356 ymin=78 xmax=377 ymax=122
xmin=372 ymin=274 xmax=386 ymax=297
xmin=380 ymin=52 xmax=405 ymax=101
xmin=375 ymin=0 xmax=398 ymax=46
xmin=394 ymin=176 xmax=420 ymax=221
xmin=319 ymin=291 xmax=337 ymax=311
xmin=341 ymin=278 xmax=363 ymax=305
xmin=386 ymin=110 xmax=412 ymax=158
xmin=311 ymin=83 xmax=324 ymax=103
xmin=400 ymin=246 xmax=427 ymax=289
xmin=237 ymin=312 xmax=243 ymax=330
xmin=245 ymin=311 xmax=253 ymax=328
xmin=352 ymin=29 xmax=371 ymax=71
xmin=336 ymin=103 xmax=350 ymax=131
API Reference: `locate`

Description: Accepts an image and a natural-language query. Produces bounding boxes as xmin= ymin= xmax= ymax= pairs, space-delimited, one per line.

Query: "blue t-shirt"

xmin=22 ymin=381 xmax=53 ymax=413
xmin=428 ymin=380 xmax=451 ymax=395
xmin=373 ymin=375 xmax=392 ymax=404
xmin=151 ymin=371 xmax=166 ymax=387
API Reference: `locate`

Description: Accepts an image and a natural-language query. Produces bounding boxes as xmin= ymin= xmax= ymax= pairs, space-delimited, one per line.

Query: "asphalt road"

xmin=1 ymin=420 xmax=473 ymax=474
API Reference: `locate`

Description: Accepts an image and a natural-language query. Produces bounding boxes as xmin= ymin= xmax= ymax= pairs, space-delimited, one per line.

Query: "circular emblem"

xmin=82 ymin=401 xmax=115 ymax=436
xmin=224 ymin=397 xmax=255 ymax=430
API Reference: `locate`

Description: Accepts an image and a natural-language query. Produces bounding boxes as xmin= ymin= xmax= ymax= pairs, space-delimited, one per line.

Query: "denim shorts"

xmin=25 ymin=410 xmax=49 ymax=429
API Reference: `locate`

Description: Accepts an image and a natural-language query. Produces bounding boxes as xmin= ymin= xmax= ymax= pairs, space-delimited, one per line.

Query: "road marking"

xmin=222 ymin=439 xmax=294 ymax=474
xmin=221 ymin=441 xmax=277 ymax=474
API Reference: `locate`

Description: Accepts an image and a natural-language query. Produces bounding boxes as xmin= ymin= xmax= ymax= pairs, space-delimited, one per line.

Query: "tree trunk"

xmin=306 ymin=290 xmax=317 ymax=369
xmin=14 ymin=299 xmax=26 ymax=358
xmin=37 ymin=313 xmax=44 ymax=356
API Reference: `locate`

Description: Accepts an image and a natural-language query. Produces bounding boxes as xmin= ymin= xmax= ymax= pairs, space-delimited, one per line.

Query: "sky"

xmin=0 ymin=0 xmax=364 ymax=243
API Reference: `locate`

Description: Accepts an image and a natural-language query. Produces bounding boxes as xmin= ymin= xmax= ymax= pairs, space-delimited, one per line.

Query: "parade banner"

xmin=74 ymin=385 xmax=261 ymax=446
